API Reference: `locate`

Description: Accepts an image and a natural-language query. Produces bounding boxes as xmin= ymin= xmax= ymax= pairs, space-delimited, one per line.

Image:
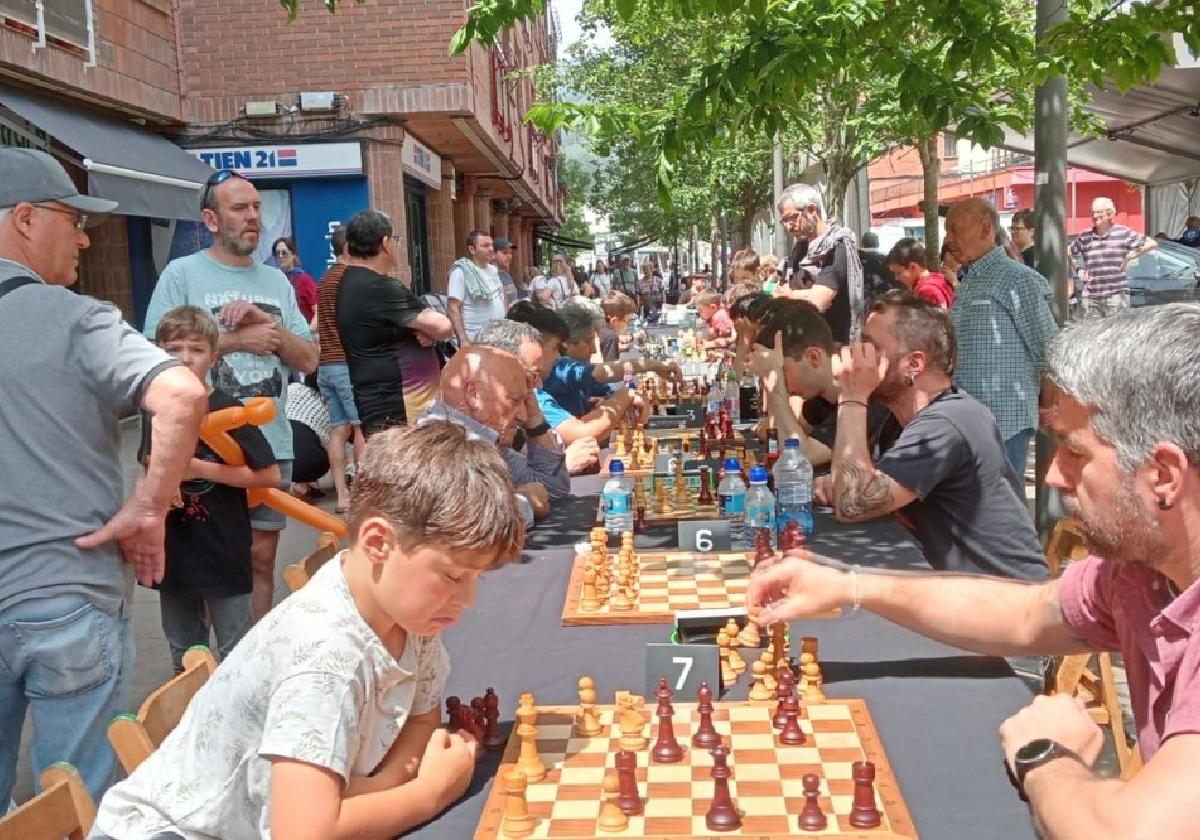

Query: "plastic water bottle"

xmin=744 ymin=465 xmax=775 ymax=548
xmin=774 ymin=438 xmax=814 ymax=540
xmin=603 ymin=460 xmax=634 ymax=536
xmin=717 ymin=457 xmax=747 ymax=546
xmin=725 ymin=372 xmax=740 ymax=425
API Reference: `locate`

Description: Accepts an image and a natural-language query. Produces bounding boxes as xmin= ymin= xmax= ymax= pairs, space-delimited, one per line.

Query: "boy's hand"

xmin=417 ymin=728 xmax=477 ymax=809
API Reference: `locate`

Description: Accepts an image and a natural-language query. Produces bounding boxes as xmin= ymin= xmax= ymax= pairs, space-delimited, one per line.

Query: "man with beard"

xmin=774 ymin=182 xmax=866 ymax=344
xmin=145 ymin=171 xmax=318 ymax=620
xmin=823 ymin=290 xmax=1046 ymax=580
xmin=749 ymin=303 xmax=1200 ymax=836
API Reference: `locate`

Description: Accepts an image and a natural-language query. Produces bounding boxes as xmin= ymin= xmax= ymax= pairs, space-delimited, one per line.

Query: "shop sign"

xmin=401 ymin=135 xmax=442 ymax=189
xmin=188 ymin=142 xmax=363 ymax=178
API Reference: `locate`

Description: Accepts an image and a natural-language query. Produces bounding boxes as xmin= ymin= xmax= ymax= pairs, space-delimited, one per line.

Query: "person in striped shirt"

xmin=1068 ymin=196 xmax=1157 ymax=319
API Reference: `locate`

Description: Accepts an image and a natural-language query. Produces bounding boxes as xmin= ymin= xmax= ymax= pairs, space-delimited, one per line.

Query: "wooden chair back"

xmin=283 ymin=531 xmax=340 ymax=593
xmin=1044 ymin=517 xmax=1088 ymax=577
xmin=0 ymin=763 xmax=95 ymax=840
xmin=108 ymin=645 xmax=216 ymax=773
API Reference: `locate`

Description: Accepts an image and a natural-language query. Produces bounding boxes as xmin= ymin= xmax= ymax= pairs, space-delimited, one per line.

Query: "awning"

xmin=536 ymin=229 xmax=596 ymax=250
xmin=0 ymin=83 xmax=214 ymax=219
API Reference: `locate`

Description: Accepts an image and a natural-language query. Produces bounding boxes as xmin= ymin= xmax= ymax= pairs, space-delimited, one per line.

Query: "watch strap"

xmin=1012 ymin=739 xmax=1077 ymax=801
xmin=524 ymin=420 xmax=552 ymax=438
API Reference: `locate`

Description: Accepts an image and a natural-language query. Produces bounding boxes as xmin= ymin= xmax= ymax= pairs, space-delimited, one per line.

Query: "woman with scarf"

xmin=271 ymin=236 xmax=318 ymax=322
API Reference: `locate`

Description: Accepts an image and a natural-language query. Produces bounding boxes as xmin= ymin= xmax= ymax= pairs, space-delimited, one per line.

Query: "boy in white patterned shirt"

xmin=91 ymin=421 xmax=526 ymax=840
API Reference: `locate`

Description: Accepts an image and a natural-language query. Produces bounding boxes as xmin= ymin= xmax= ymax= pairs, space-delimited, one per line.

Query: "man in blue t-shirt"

xmin=144 ymin=171 xmax=318 ymax=620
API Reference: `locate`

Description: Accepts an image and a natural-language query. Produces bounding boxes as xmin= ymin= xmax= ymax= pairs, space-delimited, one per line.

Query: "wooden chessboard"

xmin=562 ymin=550 xmax=755 ymax=626
xmin=593 ymin=495 xmax=722 ymax=526
xmin=473 ymin=700 xmax=917 ymax=839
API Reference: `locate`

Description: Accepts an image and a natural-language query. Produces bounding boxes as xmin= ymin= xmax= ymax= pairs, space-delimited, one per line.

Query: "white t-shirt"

xmin=448 ymin=263 xmax=506 ymax=340
xmin=530 ymin=274 xmax=573 ymax=309
xmin=93 ymin=556 xmax=450 ymax=840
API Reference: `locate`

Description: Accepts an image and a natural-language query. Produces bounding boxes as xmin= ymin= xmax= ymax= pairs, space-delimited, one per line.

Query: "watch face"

xmin=1016 ymin=738 xmax=1058 ymax=764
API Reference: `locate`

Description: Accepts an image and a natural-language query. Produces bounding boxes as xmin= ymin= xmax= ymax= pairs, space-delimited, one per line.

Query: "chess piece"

xmin=445 ymin=696 xmax=462 ymax=731
xmin=483 ymin=687 xmax=505 ymax=751
xmin=617 ymin=698 xmax=647 ymax=751
xmin=610 ymin=585 xmax=634 ymax=612
xmin=771 ymin=622 xmax=787 ymax=669
xmin=753 ymin=529 xmax=773 ymax=566
xmin=778 ymin=695 xmax=806 ymax=745
xmin=748 ymin=660 xmax=773 ymax=701
xmin=615 ymin=749 xmax=643 ymax=816
xmin=803 ymin=660 xmax=826 ymax=704
xmin=635 ymin=505 xmax=646 ymax=531
xmin=849 ymin=762 xmax=882 ymax=828
xmin=655 ymin=478 xmax=667 ymax=514
xmin=514 ymin=693 xmax=546 ymax=782
xmin=704 ymin=745 xmax=742 ymax=831
xmin=629 ymin=444 xmax=641 ymax=471
xmin=576 ymin=677 xmax=603 ymax=737
xmin=717 ymin=629 xmax=737 ymax=687
xmin=782 ymin=519 xmax=805 ymax=552
xmin=471 ymin=696 xmax=487 ymax=734
xmin=737 ymin=618 xmax=761 ymax=648
xmin=723 ymin=618 xmax=739 ymax=642
xmin=597 ymin=772 xmax=629 ymax=832
xmin=691 ymin=681 xmax=722 ymax=749
xmin=614 ymin=432 xmax=627 ymax=459
xmin=697 ymin=466 xmax=714 ymax=505
xmin=798 ymin=773 xmax=828 ymax=831
xmin=500 ymin=769 xmax=535 ymax=838
xmin=727 ymin=641 xmax=746 ymax=674
xmin=773 ymin=668 xmax=795 ymax=729
xmin=579 ymin=568 xmax=600 ymax=612
xmin=758 ymin=651 xmax=778 ymax=692
xmin=651 ymin=676 xmax=685 ymax=763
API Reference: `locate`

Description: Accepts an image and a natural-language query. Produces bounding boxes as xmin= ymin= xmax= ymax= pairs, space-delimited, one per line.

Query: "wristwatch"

xmin=1010 ymin=738 xmax=1077 ymax=801
xmin=524 ymin=420 xmax=552 ymax=438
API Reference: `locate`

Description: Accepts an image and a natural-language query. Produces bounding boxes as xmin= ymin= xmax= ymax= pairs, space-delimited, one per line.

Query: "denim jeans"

xmin=1004 ymin=428 xmax=1034 ymax=480
xmin=0 ymin=594 xmax=132 ymax=805
xmin=158 ymin=590 xmax=252 ymax=672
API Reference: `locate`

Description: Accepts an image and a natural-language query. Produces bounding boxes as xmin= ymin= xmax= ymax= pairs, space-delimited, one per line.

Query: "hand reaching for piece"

xmin=746 ymin=554 xmax=852 ymax=625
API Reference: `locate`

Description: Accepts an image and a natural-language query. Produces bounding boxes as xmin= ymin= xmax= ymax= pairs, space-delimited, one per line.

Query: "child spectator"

xmin=729 ymin=249 xmax=761 ymax=286
xmin=286 ymin=375 xmax=332 ymax=498
xmin=146 ymin=306 xmax=280 ymax=672
xmin=695 ymin=290 xmax=735 ymax=349
xmin=93 ymin=421 xmax=525 ymax=839
xmin=886 ymin=238 xmax=955 ymax=309
xmin=598 ymin=290 xmax=637 ymax=362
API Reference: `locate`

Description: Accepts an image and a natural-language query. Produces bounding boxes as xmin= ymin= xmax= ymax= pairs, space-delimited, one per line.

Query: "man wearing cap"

xmin=0 ymin=148 xmax=207 ymax=803
xmin=493 ymin=236 xmax=521 ymax=306
xmin=144 ymin=170 xmax=318 ymax=621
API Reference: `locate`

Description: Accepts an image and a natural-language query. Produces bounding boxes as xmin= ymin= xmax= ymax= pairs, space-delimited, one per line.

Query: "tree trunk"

xmin=917 ymin=135 xmax=942 ymax=270
xmin=823 ymin=158 xmax=855 ymax=222
xmin=709 ymin=213 xmax=719 ymax=285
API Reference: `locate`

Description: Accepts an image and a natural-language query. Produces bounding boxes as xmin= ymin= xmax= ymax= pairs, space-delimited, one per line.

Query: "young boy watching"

xmin=598 ymin=290 xmax=637 ymax=362
xmin=93 ymin=421 xmax=526 ymax=840
xmin=695 ymin=290 xmax=736 ymax=350
xmin=147 ymin=305 xmax=280 ymax=672
xmin=887 ymin=238 xmax=955 ymax=309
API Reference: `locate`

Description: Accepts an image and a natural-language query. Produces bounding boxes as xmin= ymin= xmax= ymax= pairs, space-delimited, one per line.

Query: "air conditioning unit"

xmin=299 ymin=91 xmax=338 ymax=112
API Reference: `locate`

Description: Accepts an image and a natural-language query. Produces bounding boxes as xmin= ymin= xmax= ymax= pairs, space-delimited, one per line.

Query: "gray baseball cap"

xmin=0 ymin=148 xmax=118 ymax=215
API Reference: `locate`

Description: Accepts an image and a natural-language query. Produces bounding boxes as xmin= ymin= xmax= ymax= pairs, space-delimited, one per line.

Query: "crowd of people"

xmin=2 ymin=143 xmax=1198 ymax=838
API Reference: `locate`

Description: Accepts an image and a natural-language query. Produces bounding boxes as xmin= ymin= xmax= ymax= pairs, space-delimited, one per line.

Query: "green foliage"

xmin=557 ymin=155 xmax=594 ymax=251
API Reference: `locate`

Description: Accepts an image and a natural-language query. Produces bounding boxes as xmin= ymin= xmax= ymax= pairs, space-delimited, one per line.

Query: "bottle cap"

xmin=723 ymin=457 xmax=741 ymax=470
xmin=609 ymin=460 xmax=625 ymax=474
xmin=784 ymin=438 xmax=801 ymax=448
xmin=749 ymin=465 xmax=769 ymax=483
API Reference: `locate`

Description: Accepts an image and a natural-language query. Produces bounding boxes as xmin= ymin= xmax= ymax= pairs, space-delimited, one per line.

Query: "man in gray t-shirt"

xmin=827 ymin=291 xmax=1047 ymax=580
xmin=0 ymin=149 xmax=207 ymax=803
xmin=144 ymin=172 xmax=318 ymax=619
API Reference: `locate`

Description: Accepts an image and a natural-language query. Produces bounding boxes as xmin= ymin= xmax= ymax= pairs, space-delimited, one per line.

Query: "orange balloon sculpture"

xmin=198 ymin=396 xmax=348 ymax=539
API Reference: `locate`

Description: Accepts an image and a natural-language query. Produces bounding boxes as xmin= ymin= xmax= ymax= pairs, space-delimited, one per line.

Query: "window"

xmin=942 ymin=132 xmax=957 ymax=158
xmin=0 ymin=0 xmax=36 ymax=28
xmin=43 ymin=0 xmax=88 ymax=46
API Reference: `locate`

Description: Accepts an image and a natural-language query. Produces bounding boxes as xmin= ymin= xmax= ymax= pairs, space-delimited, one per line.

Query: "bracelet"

xmin=849 ymin=564 xmax=862 ymax=615
xmin=838 ymin=399 xmax=869 ymax=409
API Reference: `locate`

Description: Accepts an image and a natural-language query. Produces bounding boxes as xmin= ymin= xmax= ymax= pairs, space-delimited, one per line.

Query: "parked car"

xmin=1126 ymin=240 xmax=1200 ymax=307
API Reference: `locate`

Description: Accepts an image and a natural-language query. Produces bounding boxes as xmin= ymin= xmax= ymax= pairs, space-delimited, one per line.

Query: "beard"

xmin=1062 ymin=478 xmax=1164 ymax=566
xmin=219 ymin=228 xmax=258 ymax=257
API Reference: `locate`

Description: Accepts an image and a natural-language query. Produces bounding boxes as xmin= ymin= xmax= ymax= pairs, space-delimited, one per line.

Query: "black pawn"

xmin=849 ymin=761 xmax=882 ymax=829
xmin=705 ymin=745 xmax=742 ymax=832
xmin=798 ymin=773 xmax=827 ymax=831
xmin=772 ymin=668 xmax=794 ymax=729
xmin=482 ymin=688 xmax=504 ymax=751
xmin=445 ymin=696 xmax=462 ymax=731
xmin=778 ymin=696 xmax=806 ymax=745
xmin=692 ymin=681 xmax=722 ymax=750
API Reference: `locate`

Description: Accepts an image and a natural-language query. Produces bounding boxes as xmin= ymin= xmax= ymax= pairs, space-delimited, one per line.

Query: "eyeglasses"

xmin=199 ymin=170 xmax=245 ymax=211
xmin=1009 ymin=224 xmax=1029 ymax=232
xmin=33 ymin=203 xmax=87 ymax=230
xmin=274 ymin=249 xmax=291 ymax=257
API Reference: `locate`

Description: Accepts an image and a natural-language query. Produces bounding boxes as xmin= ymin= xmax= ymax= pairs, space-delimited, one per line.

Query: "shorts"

xmin=249 ymin=459 xmax=293 ymax=532
xmin=317 ymin=362 xmax=361 ymax=427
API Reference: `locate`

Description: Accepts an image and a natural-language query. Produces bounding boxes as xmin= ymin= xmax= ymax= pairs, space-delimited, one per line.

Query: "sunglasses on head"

xmin=200 ymin=170 xmax=246 ymax=210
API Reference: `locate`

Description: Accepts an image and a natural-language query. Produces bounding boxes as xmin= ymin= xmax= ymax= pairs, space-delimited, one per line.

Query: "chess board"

xmin=562 ymin=550 xmax=754 ymax=626
xmin=474 ymin=700 xmax=917 ymax=839
xmin=593 ymin=495 xmax=722 ymax=526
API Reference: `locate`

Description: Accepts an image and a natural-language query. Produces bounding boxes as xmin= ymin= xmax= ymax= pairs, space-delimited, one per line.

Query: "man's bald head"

xmin=440 ymin=346 xmax=530 ymax=444
xmin=945 ymin=197 xmax=1000 ymax=266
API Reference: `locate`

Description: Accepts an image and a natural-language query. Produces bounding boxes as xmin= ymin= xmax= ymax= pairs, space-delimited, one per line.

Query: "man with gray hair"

xmin=945 ymin=196 xmax=1058 ymax=477
xmin=542 ymin=298 xmax=680 ymax=418
xmin=748 ymin=302 xmax=1200 ymax=835
xmin=774 ymin=182 xmax=866 ymax=344
xmin=1068 ymin=196 xmax=1157 ymax=319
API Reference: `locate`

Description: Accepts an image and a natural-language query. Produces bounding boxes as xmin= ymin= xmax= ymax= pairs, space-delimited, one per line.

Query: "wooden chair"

xmin=108 ymin=645 xmax=216 ymax=773
xmin=283 ymin=531 xmax=340 ymax=593
xmin=1042 ymin=518 xmax=1140 ymax=777
xmin=0 ymin=763 xmax=95 ymax=840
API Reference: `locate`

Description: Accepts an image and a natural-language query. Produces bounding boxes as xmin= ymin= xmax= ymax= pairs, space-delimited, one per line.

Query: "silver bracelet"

xmin=849 ymin=564 xmax=862 ymax=615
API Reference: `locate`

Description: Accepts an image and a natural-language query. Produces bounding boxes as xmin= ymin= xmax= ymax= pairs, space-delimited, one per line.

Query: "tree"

xmin=556 ymin=154 xmax=593 ymax=251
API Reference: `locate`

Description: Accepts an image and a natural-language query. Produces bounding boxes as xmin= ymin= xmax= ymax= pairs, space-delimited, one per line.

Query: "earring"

xmin=904 ymin=374 xmax=915 ymax=387
xmin=1159 ymin=499 xmax=1173 ymax=511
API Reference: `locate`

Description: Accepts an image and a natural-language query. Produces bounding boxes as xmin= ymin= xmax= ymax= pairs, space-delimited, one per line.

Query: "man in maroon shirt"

xmin=886 ymin=238 xmax=954 ymax=309
xmin=748 ymin=303 xmax=1200 ymax=837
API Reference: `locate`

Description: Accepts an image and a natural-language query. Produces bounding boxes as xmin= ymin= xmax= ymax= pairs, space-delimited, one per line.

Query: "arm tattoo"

xmin=835 ymin=460 xmax=895 ymax=520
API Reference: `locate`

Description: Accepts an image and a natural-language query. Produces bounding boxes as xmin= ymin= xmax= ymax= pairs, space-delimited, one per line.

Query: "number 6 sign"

xmin=678 ymin=520 xmax=732 ymax=552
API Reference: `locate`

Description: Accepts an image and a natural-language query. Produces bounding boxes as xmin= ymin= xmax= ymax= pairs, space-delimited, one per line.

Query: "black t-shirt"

xmin=335 ymin=266 xmax=428 ymax=432
xmin=599 ymin=326 xmax=620 ymax=362
xmin=801 ymin=396 xmax=902 ymax=466
xmin=787 ymin=240 xmax=851 ymax=344
xmin=874 ymin=387 xmax=1048 ymax=580
xmin=859 ymin=249 xmax=902 ymax=304
xmin=1022 ymin=246 xmax=1036 ymax=269
xmin=141 ymin=390 xmax=276 ymax=596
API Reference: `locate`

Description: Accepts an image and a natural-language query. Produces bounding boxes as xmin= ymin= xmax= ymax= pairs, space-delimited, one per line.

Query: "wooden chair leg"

xmin=1097 ymin=652 xmax=1136 ymax=776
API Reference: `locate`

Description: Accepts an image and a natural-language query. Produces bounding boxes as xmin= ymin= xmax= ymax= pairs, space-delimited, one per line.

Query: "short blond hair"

xmin=600 ymin=290 xmax=636 ymax=321
xmin=348 ymin=422 xmax=525 ymax=568
xmin=155 ymin=305 xmax=219 ymax=351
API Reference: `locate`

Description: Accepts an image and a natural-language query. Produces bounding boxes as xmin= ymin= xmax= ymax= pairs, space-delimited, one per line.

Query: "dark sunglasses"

xmin=200 ymin=170 xmax=246 ymax=210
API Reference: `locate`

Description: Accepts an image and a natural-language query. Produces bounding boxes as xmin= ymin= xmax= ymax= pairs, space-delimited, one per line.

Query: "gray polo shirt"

xmin=0 ymin=259 xmax=178 ymax=613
